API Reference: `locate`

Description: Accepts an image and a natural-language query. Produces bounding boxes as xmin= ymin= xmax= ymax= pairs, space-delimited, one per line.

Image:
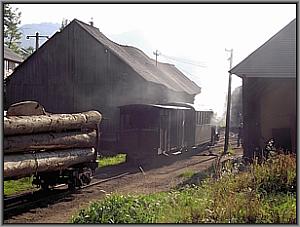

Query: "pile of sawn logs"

xmin=4 ymin=104 xmax=102 ymax=180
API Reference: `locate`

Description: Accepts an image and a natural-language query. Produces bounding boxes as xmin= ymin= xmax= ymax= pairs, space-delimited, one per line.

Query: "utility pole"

xmin=224 ymin=48 xmax=233 ymax=154
xmin=153 ymin=50 xmax=160 ymax=67
xmin=26 ymin=32 xmax=49 ymax=51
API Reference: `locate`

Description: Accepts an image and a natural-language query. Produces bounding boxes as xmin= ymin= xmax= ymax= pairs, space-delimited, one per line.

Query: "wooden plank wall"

xmin=6 ymin=21 xmax=196 ymax=153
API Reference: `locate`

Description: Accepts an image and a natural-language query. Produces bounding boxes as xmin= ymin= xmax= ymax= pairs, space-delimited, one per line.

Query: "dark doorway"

xmin=272 ymin=128 xmax=292 ymax=151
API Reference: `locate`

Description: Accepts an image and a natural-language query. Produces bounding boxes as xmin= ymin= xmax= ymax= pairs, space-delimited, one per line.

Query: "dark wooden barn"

xmin=230 ymin=19 xmax=296 ymax=158
xmin=5 ymin=19 xmax=201 ymax=153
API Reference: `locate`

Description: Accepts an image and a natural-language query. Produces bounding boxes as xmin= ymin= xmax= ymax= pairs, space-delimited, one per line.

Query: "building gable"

xmin=73 ymin=19 xmax=201 ymax=95
xmin=230 ymin=19 xmax=296 ymax=78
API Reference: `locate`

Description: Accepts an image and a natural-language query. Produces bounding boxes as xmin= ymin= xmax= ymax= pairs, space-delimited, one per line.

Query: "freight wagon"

xmin=118 ymin=103 xmax=216 ymax=164
xmin=4 ymin=101 xmax=102 ymax=189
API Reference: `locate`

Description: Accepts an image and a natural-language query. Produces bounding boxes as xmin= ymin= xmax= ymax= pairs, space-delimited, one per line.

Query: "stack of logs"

xmin=4 ymin=107 xmax=102 ymax=180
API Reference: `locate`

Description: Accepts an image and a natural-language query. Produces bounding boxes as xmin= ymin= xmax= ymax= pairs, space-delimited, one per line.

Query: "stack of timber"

xmin=4 ymin=101 xmax=102 ymax=180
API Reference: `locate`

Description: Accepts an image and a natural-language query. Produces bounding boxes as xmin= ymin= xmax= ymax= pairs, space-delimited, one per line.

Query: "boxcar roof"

xmin=119 ymin=104 xmax=191 ymax=110
xmin=74 ymin=19 xmax=201 ymax=95
xmin=164 ymin=102 xmax=213 ymax=112
xmin=230 ymin=19 xmax=296 ymax=78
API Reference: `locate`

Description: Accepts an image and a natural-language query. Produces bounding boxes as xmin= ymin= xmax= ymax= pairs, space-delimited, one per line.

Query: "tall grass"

xmin=71 ymin=154 xmax=296 ymax=224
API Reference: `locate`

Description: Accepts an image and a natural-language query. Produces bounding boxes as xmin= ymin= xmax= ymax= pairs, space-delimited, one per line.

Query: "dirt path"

xmin=5 ymin=138 xmax=243 ymax=224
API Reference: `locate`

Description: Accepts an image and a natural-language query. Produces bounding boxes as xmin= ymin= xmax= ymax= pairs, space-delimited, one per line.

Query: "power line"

xmin=160 ymin=54 xmax=207 ymax=68
xmin=176 ymin=65 xmax=201 ymax=81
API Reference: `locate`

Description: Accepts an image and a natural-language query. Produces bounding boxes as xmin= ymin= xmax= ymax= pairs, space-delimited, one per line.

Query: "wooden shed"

xmin=5 ymin=19 xmax=201 ymax=153
xmin=230 ymin=19 xmax=296 ymax=158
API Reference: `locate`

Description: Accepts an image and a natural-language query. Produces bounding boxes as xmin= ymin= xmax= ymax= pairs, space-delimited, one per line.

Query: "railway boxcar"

xmin=118 ymin=104 xmax=191 ymax=163
xmin=118 ymin=103 xmax=216 ymax=164
xmin=167 ymin=103 xmax=216 ymax=147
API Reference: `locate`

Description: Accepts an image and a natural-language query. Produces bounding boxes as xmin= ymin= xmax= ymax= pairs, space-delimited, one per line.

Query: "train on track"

xmin=4 ymin=101 xmax=218 ymax=190
xmin=118 ymin=102 xmax=218 ymax=164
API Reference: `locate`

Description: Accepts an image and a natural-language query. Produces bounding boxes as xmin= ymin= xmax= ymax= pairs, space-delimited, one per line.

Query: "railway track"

xmin=4 ymin=134 xmax=240 ymax=220
xmin=4 ymin=172 xmax=130 ymax=220
xmin=4 ymin=146 xmax=217 ymax=219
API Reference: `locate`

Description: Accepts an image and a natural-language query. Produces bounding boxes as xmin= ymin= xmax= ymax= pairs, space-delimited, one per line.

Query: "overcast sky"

xmin=12 ymin=3 xmax=296 ymax=117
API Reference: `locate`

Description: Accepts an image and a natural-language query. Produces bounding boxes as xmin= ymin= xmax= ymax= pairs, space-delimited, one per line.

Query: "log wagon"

xmin=4 ymin=101 xmax=102 ymax=189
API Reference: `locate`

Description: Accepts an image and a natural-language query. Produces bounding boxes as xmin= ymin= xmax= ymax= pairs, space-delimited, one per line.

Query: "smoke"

xmin=230 ymin=86 xmax=243 ymax=128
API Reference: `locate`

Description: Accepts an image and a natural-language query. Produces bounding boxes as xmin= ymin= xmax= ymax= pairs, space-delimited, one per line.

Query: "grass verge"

xmin=71 ymin=154 xmax=296 ymax=224
xmin=178 ymin=170 xmax=195 ymax=179
xmin=98 ymin=154 xmax=127 ymax=168
xmin=4 ymin=177 xmax=34 ymax=196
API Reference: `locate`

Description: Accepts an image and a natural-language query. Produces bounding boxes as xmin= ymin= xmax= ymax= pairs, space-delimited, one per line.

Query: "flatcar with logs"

xmin=118 ymin=103 xmax=217 ymax=164
xmin=3 ymin=101 xmax=102 ymax=190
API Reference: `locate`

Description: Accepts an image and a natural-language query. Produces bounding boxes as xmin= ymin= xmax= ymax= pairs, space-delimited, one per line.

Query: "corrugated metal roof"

xmin=230 ymin=19 xmax=296 ymax=78
xmin=74 ymin=19 xmax=201 ymax=95
xmin=4 ymin=46 xmax=23 ymax=63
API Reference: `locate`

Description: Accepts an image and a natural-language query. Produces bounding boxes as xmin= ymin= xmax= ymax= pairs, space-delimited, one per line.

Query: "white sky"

xmin=12 ymin=4 xmax=296 ymax=117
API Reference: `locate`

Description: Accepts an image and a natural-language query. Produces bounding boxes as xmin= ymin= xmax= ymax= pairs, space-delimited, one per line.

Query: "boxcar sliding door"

xmin=159 ymin=109 xmax=170 ymax=154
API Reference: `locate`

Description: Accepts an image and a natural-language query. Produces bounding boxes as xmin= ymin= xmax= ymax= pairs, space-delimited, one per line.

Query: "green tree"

xmin=4 ymin=4 xmax=22 ymax=53
xmin=20 ymin=46 xmax=35 ymax=59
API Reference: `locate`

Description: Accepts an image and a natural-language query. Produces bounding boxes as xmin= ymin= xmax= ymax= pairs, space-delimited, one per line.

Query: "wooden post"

xmin=224 ymin=49 xmax=233 ymax=154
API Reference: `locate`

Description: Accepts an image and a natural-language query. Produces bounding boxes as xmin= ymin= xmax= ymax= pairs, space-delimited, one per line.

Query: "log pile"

xmin=4 ymin=102 xmax=102 ymax=180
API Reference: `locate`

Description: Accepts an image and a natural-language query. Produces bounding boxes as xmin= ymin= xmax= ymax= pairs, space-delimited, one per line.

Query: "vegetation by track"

xmin=71 ymin=153 xmax=296 ymax=224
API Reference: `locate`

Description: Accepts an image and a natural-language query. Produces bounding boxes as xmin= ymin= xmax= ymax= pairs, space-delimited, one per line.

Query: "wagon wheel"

xmin=79 ymin=168 xmax=92 ymax=186
xmin=68 ymin=169 xmax=82 ymax=190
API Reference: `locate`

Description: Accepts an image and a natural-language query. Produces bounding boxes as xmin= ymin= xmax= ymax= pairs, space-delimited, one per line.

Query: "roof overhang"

xmin=229 ymin=19 xmax=296 ymax=79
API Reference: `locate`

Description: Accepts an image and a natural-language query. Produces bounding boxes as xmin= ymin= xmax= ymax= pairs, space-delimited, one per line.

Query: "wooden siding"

xmin=242 ymin=77 xmax=296 ymax=158
xmin=6 ymin=21 xmax=195 ymax=153
xmin=259 ymin=78 xmax=296 ymax=152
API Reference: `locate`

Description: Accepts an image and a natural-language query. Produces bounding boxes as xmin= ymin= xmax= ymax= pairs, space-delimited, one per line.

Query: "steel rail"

xmin=4 ymin=171 xmax=130 ymax=219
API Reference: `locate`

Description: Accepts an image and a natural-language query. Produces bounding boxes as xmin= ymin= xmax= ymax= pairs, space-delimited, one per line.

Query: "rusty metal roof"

xmin=230 ymin=19 xmax=296 ymax=78
xmin=4 ymin=46 xmax=23 ymax=63
xmin=74 ymin=19 xmax=201 ymax=95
